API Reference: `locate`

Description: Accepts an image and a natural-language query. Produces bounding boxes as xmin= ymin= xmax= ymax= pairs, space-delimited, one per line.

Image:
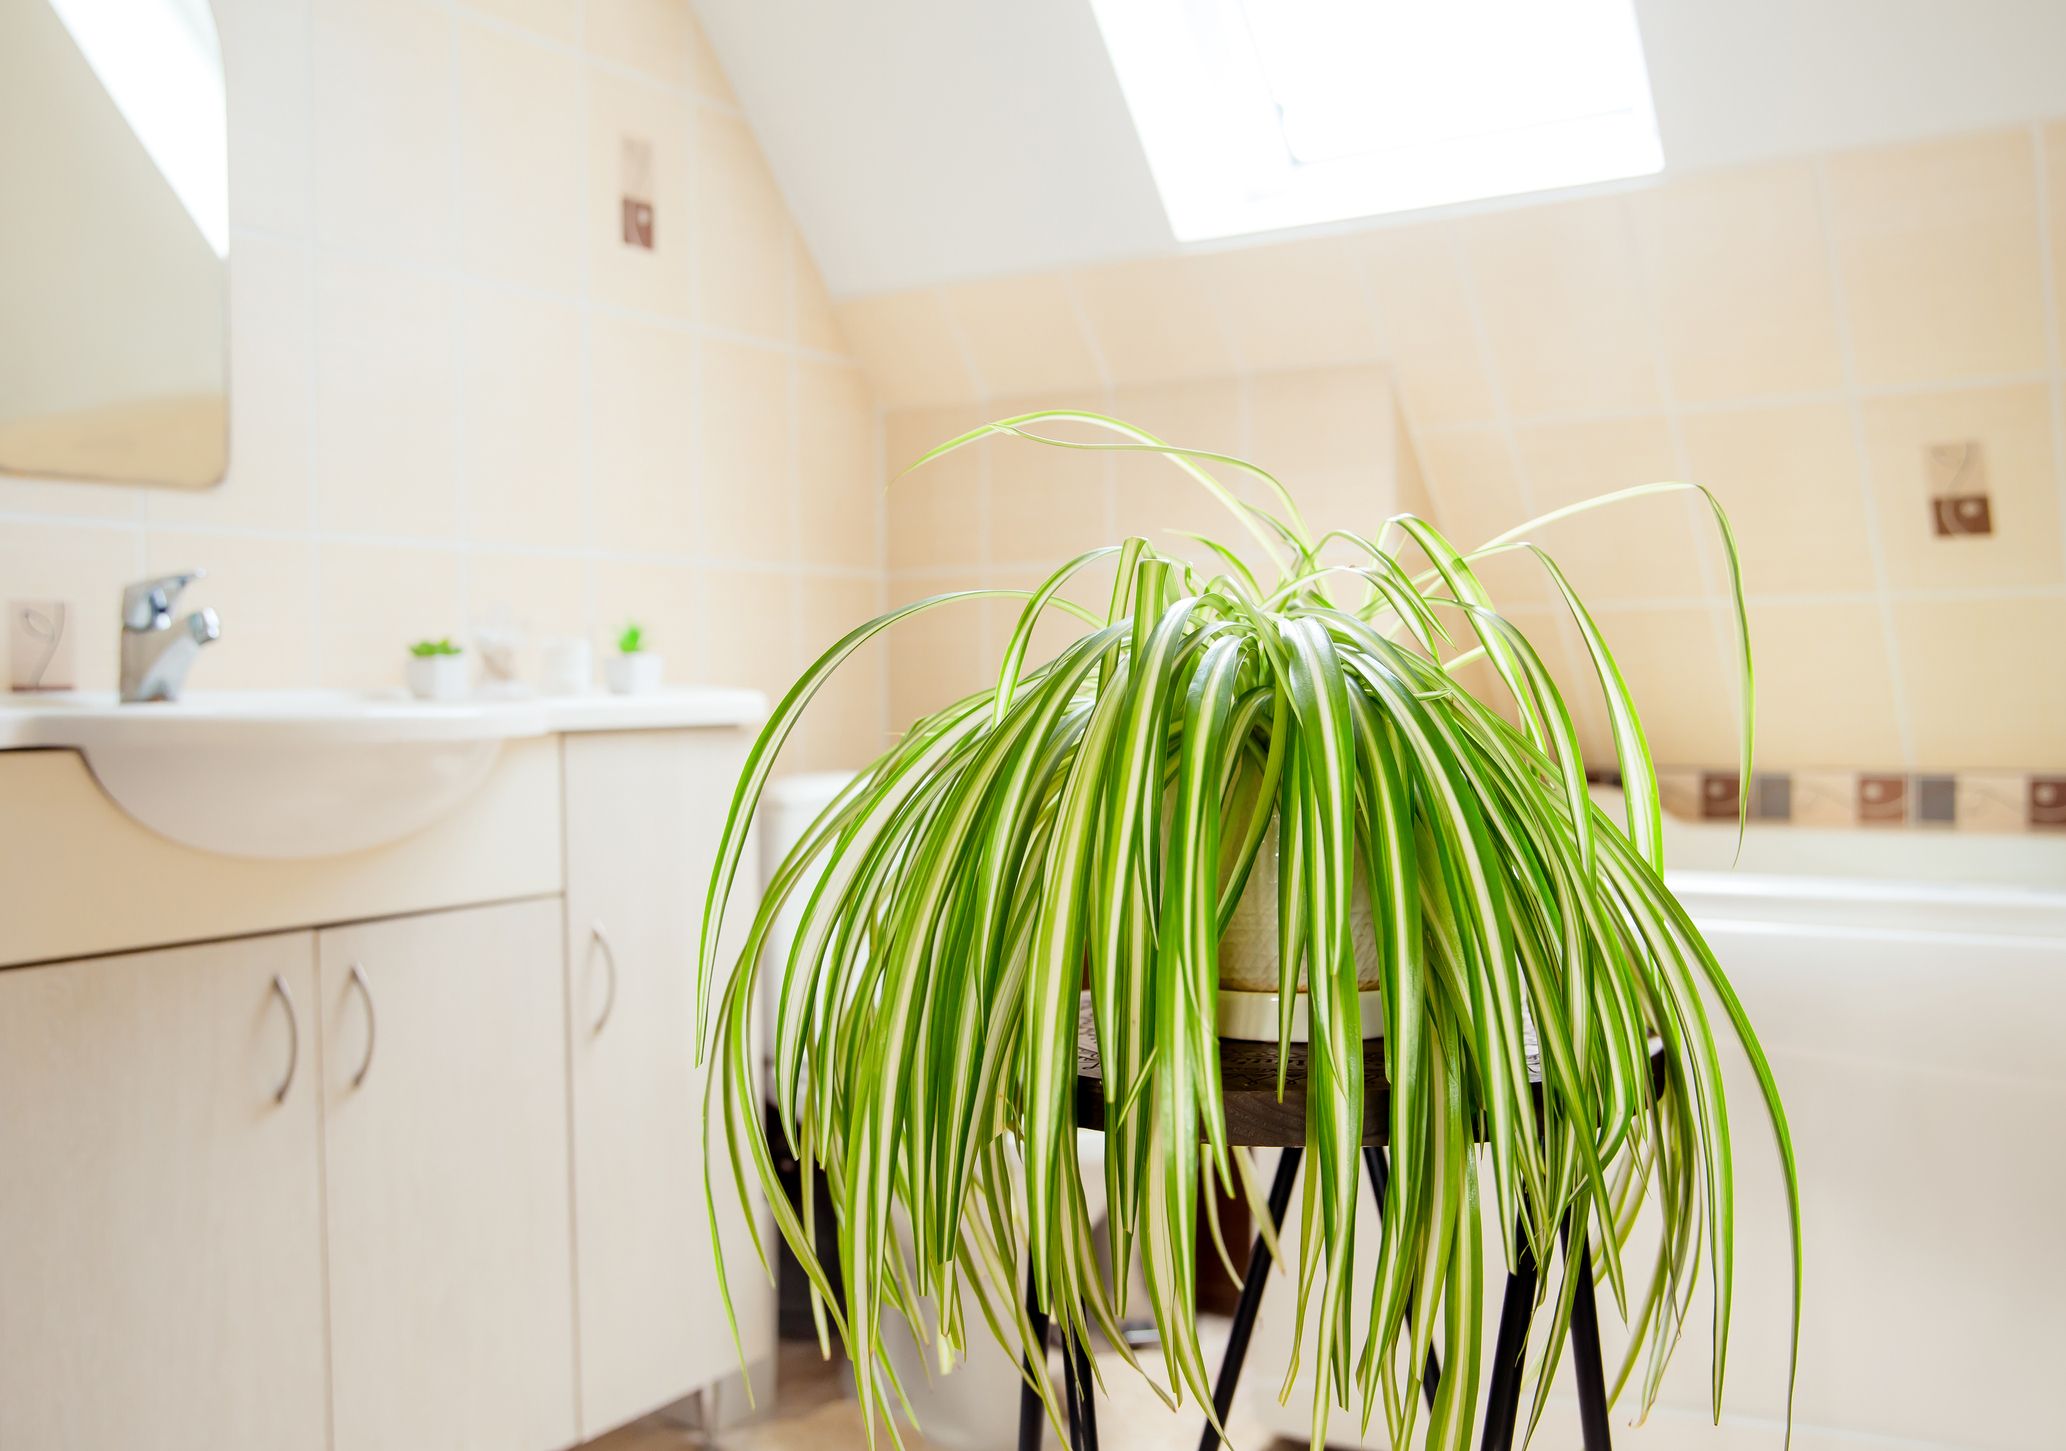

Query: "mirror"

xmin=0 ymin=0 xmax=229 ymax=490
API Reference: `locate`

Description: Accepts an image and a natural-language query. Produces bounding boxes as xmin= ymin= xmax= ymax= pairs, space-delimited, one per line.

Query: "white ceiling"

xmin=694 ymin=0 xmax=2066 ymax=299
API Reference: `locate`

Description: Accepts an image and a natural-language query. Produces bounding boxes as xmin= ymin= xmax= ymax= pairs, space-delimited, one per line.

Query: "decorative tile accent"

xmin=1915 ymin=773 xmax=1958 ymax=826
xmin=1643 ymin=767 xmax=2064 ymax=833
xmin=620 ymin=136 xmax=654 ymax=249
xmin=1697 ymin=770 xmax=1741 ymax=820
xmin=2033 ymin=777 xmax=2066 ymax=829
xmin=1857 ymin=773 xmax=1909 ymax=826
xmin=1751 ymin=772 xmax=1793 ymax=822
xmin=1927 ymin=439 xmax=1993 ymax=536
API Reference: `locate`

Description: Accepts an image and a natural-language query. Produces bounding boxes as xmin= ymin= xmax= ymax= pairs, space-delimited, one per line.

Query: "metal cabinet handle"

xmin=348 ymin=962 xmax=377 ymax=1088
xmin=591 ymin=923 xmax=618 ymax=1034
xmin=270 ymin=974 xmax=299 ymax=1104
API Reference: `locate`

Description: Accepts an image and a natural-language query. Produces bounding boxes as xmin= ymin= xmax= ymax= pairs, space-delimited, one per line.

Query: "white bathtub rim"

xmin=1669 ymin=868 xmax=2066 ymax=940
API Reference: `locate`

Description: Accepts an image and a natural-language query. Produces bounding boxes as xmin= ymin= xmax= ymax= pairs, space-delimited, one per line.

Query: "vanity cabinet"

xmin=318 ymin=899 xmax=578 ymax=1451
xmin=0 ymin=704 xmax=773 ymax=1451
xmin=0 ymin=933 xmax=331 ymax=1451
xmin=563 ymin=729 xmax=766 ymax=1437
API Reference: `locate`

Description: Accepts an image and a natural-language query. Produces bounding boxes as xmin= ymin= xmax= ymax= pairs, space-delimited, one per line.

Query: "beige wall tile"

xmin=145 ymin=531 xmax=318 ymax=689
xmin=1361 ymin=223 xmax=1499 ymax=427
xmin=586 ymin=73 xmax=692 ymax=318
xmin=694 ymin=112 xmax=793 ymax=341
xmin=460 ymin=0 xmax=576 ymax=44
xmin=315 ymin=540 xmax=464 ymax=689
xmin=459 ymin=287 xmax=585 ymax=548
xmin=790 ymin=575 xmax=890 ymax=771
xmin=1825 ymin=130 xmax=2048 ymax=386
xmin=885 ymin=405 xmax=986 ymax=571
xmin=886 ymin=570 xmax=989 ymax=727
xmin=217 ymin=0 xmax=312 ymax=235
xmin=1510 ymin=416 xmax=1705 ymax=603
xmin=148 ymin=234 xmax=310 ymax=532
xmin=1415 ymin=426 xmax=1548 ymax=608
xmin=1585 ymin=604 xmax=1739 ymax=766
xmin=1070 ymin=255 xmax=1236 ymax=387
xmin=588 ymin=558 xmax=702 ymax=677
xmin=698 ymin=340 xmax=794 ymax=563
xmin=0 ymin=477 xmax=145 ymax=521
xmin=0 ymin=521 xmax=142 ymax=691
xmin=797 ymin=363 xmax=877 ymax=570
xmin=1193 ymin=236 xmax=1383 ymax=374
xmin=584 ymin=0 xmax=696 ymax=86
xmin=313 ymin=257 xmax=458 ymax=539
xmin=589 ymin=314 xmax=696 ymax=554
xmin=2049 ymin=122 xmax=2066 ymax=356
xmin=311 ymin=0 xmax=455 ymax=263
xmin=695 ymin=566 xmax=798 ymax=702
xmin=456 ymin=21 xmax=582 ymax=292
xmin=683 ymin=9 xmax=737 ymax=106
xmin=1745 ymin=599 xmax=1905 ymax=767
xmin=1678 ymin=403 xmax=1875 ymax=595
xmin=1858 ymin=383 xmax=2062 ymax=590
xmin=1462 ymin=196 xmax=1661 ymax=420
xmin=1633 ymin=162 xmax=1845 ymax=403
xmin=834 ymin=291 xmax=978 ymax=408
xmin=1246 ymin=366 xmax=1398 ymax=544
xmin=942 ymin=274 xmax=1102 ymax=399
xmin=794 ymin=246 xmax=847 ymax=356
xmin=1109 ymin=379 xmax=1254 ymax=570
xmin=1894 ymin=595 xmax=2066 ymax=769
xmin=984 ymin=558 xmax=1120 ymax=676
xmin=984 ymin=397 xmax=1115 ymax=566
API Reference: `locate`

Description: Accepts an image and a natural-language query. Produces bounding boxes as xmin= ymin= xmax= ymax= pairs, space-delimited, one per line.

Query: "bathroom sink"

xmin=0 ymin=687 xmax=764 ymax=859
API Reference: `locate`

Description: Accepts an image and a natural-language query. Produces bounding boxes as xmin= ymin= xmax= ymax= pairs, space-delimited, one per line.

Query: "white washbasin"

xmin=0 ymin=688 xmax=765 ymax=859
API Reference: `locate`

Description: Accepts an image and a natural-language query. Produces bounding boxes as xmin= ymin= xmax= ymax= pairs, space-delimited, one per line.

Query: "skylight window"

xmin=1089 ymin=0 xmax=1663 ymax=241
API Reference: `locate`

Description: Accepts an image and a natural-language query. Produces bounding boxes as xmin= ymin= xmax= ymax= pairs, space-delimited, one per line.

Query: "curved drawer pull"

xmin=591 ymin=923 xmax=618 ymax=1035
xmin=270 ymin=974 xmax=299 ymax=1104
xmin=348 ymin=962 xmax=377 ymax=1088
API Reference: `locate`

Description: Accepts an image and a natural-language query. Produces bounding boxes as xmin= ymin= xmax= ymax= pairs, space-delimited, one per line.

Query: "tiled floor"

xmin=579 ymin=1324 xmax=1301 ymax=1451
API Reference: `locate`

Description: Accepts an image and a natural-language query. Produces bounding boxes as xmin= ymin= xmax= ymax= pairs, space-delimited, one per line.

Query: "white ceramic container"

xmin=605 ymin=651 xmax=663 ymax=695
xmin=405 ymin=652 xmax=469 ymax=702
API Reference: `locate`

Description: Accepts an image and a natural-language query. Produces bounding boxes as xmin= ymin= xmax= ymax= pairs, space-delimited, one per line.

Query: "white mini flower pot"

xmin=605 ymin=651 xmax=662 ymax=695
xmin=405 ymin=652 xmax=469 ymax=702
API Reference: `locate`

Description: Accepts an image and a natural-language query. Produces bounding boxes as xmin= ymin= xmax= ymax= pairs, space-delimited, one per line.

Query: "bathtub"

xmin=1244 ymin=807 xmax=2066 ymax=1451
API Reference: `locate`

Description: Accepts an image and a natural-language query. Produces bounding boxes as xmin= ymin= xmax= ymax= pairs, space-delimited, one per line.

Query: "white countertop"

xmin=0 ymin=686 xmax=769 ymax=752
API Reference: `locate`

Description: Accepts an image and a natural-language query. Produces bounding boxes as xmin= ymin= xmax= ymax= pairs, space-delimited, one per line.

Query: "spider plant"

xmin=696 ymin=412 xmax=1801 ymax=1451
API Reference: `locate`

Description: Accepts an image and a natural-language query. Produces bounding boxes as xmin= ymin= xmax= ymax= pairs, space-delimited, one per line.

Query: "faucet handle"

xmin=121 ymin=571 xmax=204 ymax=630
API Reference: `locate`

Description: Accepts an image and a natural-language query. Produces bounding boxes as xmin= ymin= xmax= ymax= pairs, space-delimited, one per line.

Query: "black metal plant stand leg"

xmin=1017 ymin=1262 xmax=1050 ymax=1451
xmin=1196 ymin=1145 xmax=1304 ymax=1451
xmin=1480 ymin=1218 xmax=1613 ymax=1451
xmin=1017 ymin=1260 xmax=1103 ymax=1451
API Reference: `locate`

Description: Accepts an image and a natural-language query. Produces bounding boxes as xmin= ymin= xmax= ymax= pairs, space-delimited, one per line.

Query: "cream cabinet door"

xmin=0 ymin=933 xmax=329 ymax=1451
xmin=318 ymin=898 xmax=577 ymax=1451
xmin=563 ymin=728 xmax=771 ymax=1438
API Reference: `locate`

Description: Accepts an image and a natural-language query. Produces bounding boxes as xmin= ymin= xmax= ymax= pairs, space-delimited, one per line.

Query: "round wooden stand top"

xmin=1071 ymin=994 xmax=1664 ymax=1149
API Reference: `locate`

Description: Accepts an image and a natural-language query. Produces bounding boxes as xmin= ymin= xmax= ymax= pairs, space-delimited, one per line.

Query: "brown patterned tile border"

xmin=1594 ymin=767 xmax=2066 ymax=832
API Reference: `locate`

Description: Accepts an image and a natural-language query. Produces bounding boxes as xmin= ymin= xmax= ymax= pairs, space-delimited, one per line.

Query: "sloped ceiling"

xmin=695 ymin=0 xmax=2066 ymax=298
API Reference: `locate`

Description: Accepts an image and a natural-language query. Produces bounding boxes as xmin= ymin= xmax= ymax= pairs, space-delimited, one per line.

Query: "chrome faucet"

xmin=120 ymin=572 xmax=220 ymax=703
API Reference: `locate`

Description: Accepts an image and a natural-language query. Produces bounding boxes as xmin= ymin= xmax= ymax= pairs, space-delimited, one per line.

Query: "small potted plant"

xmin=404 ymin=638 xmax=468 ymax=701
xmin=605 ymin=622 xmax=662 ymax=695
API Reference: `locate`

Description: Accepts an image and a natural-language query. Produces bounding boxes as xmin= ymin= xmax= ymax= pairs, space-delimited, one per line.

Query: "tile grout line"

xmin=1811 ymin=153 xmax=1919 ymax=770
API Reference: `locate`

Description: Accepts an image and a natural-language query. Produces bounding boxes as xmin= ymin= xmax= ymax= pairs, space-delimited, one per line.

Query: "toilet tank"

xmin=755 ymin=771 xmax=856 ymax=1038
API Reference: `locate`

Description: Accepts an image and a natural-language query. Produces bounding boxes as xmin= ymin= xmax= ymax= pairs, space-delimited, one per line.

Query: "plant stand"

xmin=1016 ymin=997 xmax=1659 ymax=1451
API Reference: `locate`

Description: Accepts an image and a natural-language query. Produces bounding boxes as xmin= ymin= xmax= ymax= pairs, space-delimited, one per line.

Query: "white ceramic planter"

xmin=1218 ymin=817 xmax=1383 ymax=1042
xmin=605 ymin=651 xmax=663 ymax=695
xmin=405 ymin=652 xmax=469 ymax=702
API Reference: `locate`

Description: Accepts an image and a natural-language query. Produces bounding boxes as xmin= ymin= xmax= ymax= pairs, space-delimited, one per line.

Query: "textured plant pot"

xmin=605 ymin=650 xmax=663 ymax=695
xmin=1217 ymin=816 xmax=1383 ymax=1042
xmin=404 ymin=653 xmax=469 ymax=702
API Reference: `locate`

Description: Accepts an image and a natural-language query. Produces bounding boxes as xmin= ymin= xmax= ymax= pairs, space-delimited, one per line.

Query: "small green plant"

xmin=617 ymin=623 xmax=645 ymax=654
xmin=408 ymin=637 xmax=461 ymax=658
